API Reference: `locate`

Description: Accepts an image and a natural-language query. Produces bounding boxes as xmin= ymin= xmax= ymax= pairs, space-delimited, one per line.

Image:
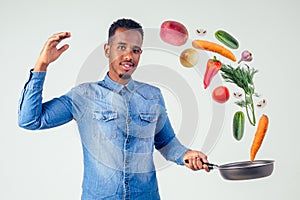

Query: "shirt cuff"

xmin=159 ymin=137 xmax=189 ymax=166
xmin=176 ymin=148 xmax=190 ymax=166
xmin=23 ymin=69 xmax=47 ymax=90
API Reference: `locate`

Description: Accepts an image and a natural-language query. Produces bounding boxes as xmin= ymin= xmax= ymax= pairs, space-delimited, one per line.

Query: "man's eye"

xmin=117 ymin=45 xmax=126 ymax=51
xmin=132 ymin=48 xmax=142 ymax=54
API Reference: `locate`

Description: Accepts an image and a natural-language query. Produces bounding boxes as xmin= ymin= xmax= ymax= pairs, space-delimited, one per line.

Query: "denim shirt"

xmin=18 ymin=71 xmax=189 ymax=200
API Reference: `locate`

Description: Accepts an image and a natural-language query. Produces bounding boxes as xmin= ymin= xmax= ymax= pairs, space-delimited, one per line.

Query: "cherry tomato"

xmin=212 ymin=86 xmax=230 ymax=103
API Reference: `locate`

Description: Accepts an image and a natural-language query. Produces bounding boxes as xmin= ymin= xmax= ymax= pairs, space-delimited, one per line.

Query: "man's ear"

xmin=104 ymin=43 xmax=110 ymax=58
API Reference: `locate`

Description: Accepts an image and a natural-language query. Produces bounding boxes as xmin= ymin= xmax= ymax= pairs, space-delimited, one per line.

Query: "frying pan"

xmin=185 ymin=159 xmax=274 ymax=180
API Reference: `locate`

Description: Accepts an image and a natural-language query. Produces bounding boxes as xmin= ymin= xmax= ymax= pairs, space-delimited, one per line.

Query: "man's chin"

xmin=119 ymin=73 xmax=131 ymax=80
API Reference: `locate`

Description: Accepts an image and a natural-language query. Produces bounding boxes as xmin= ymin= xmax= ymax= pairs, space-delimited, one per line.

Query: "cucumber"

xmin=233 ymin=111 xmax=245 ymax=141
xmin=215 ymin=30 xmax=239 ymax=49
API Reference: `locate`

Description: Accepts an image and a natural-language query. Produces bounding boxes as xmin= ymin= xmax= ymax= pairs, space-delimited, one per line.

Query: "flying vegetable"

xmin=220 ymin=64 xmax=258 ymax=126
xmin=203 ymin=56 xmax=222 ymax=89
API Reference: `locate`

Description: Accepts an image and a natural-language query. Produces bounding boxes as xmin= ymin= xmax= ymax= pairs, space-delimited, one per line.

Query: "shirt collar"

xmin=103 ymin=73 xmax=135 ymax=93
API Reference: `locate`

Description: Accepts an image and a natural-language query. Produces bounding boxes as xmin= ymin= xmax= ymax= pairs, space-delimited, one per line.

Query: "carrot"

xmin=192 ymin=40 xmax=236 ymax=62
xmin=250 ymin=114 xmax=269 ymax=162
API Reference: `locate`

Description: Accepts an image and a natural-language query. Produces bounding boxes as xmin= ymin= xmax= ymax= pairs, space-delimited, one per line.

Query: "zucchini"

xmin=233 ymin=111 xmax=245 ymax=141
xmin=215 ymin=30 xmax=239 ymax=49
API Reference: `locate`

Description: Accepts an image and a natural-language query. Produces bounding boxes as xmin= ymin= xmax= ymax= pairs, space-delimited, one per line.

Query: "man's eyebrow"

xmin=117 ymin=42 xmax=127 ymax=45
xmin=132 ymin=45 xmax=142 ymax=49
xmin=117 ymin=42 xmax=141 ymax=49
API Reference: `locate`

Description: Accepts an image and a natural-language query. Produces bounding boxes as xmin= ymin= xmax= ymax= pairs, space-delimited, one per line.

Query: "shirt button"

xmin=126 ymin=139 xmax=130 ymax=143
xmin=125 ymin=160 xmax=129 ymax=164
xmin=125 ymin=181 xmax=128 ymax=185
xmin=127 ymin=119 xmax=131 ymax=123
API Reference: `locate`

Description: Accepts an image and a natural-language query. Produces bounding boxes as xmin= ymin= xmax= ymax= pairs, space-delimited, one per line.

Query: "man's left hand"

xmin=182 ymin=150 xmax=210 ymax=172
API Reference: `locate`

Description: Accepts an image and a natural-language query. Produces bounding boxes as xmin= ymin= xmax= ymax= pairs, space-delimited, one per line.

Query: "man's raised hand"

xmin=33 ymin=32 xmax=71 ymax=72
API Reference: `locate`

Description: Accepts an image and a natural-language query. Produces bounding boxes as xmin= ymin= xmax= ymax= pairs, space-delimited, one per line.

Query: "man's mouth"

xmin=120 ymin=62 xmax=134 ymax=71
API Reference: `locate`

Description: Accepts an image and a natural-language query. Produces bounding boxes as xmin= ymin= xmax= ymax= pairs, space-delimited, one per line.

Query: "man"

xmin=18 ymin=18 xmax=209 ymax=200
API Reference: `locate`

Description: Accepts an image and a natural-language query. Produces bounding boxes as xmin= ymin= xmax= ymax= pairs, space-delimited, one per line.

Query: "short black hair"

xmin=108 ymin=18 xmax=144 ymax=43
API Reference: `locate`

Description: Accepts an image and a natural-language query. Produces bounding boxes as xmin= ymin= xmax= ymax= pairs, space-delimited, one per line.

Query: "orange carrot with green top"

xmin=192 ymin=40 xmax=236 ymax=62
xmin=250 ymin=114 xmax=269 ymax=162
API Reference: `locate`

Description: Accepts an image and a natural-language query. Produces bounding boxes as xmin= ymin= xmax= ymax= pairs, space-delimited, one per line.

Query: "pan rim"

xmin=218 ymin=159 xmax=275 ymax=170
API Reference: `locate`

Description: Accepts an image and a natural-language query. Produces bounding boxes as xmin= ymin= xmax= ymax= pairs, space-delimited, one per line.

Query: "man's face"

xmin=104 ymin=28 xmax=143 ymax=83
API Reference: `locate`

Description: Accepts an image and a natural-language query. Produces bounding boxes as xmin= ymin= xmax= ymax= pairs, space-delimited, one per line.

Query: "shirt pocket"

xmin=139 ymin=112 xmax=158 ymax=139
xmin=92 ymin=110 xmax=118 ymax=140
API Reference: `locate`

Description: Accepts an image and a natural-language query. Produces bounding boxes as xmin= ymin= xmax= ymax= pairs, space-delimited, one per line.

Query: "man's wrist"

xmin=33 ymin=61 xmax=48 ymax=72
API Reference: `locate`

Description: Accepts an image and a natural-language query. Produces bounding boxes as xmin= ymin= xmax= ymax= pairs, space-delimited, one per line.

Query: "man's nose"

xmin=123 ymin=50 xmax=133 ymax=60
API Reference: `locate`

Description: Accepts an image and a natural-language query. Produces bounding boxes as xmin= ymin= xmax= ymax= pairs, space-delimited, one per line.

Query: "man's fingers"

xmin=197 ymin=154 xmax=210 ymax=172
xmin=183 ymin=150 xmax=210 ymax=172
xmin=188 ymin=159 xmax=193 ymax=170
xmin=47 ymin=32 xmax=71 ymax=47
xmin=198 ymin=152 xmax=208 ymax=163
xmin=203 ymin=165 xmax=210 ymax=172
xmin=51 ymin=32 xmax=71 ymax=39
xmin=57 ymin=44 xmax=70 ymax=54
xmin=191 ymin=159 xmax=198 ymax=171
xmin=195 ymin=157 xmax=203 ymax=170
xmin=57 ymin=32 xmax=71 ymax=40
xmin=185 ymin=157 xmax=202 ymax=171
xmin=184 ymin=158 xmax=194 ymax=170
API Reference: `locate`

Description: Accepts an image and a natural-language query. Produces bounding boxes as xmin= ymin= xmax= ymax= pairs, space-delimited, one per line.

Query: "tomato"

xmin=212 ymin=86 xmax=230 ymax=103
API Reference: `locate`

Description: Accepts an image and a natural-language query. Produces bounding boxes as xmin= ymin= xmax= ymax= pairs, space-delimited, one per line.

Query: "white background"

xmin=1 ymin=0 xmax=299 ymax=199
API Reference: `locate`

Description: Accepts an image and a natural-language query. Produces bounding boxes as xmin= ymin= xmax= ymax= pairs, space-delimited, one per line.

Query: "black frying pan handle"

xmin=184 ymin=159 xmax=215 ymax=170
